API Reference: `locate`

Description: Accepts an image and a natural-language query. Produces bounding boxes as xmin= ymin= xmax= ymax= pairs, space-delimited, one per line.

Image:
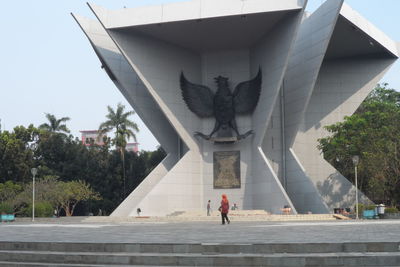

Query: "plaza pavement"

xmin=1 ymin=218 xmax=400 ymax=244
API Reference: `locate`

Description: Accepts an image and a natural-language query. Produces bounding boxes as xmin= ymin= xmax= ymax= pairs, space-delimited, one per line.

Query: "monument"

xmin=72 ymin=0 xmax=399 ymax=216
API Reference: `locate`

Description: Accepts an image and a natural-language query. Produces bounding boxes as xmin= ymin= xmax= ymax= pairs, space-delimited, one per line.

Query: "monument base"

xmin=211 ymin=136 xmax=237 ymax=144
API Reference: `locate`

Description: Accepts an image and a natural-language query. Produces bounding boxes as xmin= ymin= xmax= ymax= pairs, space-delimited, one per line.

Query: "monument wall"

xmin=73 ymin=0 xmax=398 ymax=216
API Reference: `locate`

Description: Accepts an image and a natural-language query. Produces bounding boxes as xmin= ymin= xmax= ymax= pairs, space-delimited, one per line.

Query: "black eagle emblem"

xmin=180 ymin=69 xmax=262 ymax=141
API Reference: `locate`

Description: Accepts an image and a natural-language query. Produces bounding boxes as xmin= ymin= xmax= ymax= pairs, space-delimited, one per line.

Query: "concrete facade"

xmin=73 ymin=0 xmax=398 ymax=216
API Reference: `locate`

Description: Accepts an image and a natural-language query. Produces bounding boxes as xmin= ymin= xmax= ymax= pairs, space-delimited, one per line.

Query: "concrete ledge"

xmin=13 ymin=213 xmax=339 ymax=224
xmin=1 ymin=250 xmax=400 ymax=266
xmin=83 ymin=213 xmax=337 ymax=223
xmin=1 ymin=241 xmax=399 ymax=254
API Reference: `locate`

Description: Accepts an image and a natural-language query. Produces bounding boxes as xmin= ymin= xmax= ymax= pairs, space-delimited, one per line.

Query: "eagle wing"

xmin=180 ymin=72 xmax=214 ymax=118
xmin=233 ymin=68 xmax=262 ymax=114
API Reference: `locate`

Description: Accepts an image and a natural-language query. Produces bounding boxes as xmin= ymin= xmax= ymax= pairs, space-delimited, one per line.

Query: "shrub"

xmin=21 ymin=202 xmax=54 ymax=217
xmin=0 ymin=202 xmax=14 ymax=214
xmin=385 ymin=207 xmax=398 ymax=214
xmin=365 ymin=204 xmax=376 ymax=210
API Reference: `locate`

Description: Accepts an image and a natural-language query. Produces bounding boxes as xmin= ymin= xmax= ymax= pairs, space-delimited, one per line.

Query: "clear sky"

xmin=0 ymin=0 xmax=399 ymax=151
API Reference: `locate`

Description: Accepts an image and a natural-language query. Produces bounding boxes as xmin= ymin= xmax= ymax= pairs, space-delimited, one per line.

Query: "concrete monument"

xmin=72 ymin=0 xmax=399 ymax=216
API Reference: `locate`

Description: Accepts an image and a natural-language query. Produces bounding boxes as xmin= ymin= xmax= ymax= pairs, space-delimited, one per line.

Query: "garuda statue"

xmin=180 ymin=69 xmax=262 ymax=141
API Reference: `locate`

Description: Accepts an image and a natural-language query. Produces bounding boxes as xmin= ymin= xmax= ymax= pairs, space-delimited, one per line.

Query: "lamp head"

xmin=352 ymin=155 xmax=360 ymax=166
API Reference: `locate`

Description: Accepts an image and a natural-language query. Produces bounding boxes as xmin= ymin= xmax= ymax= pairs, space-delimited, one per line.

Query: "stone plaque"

xmin=213 ymin=151 xmax=240 ymax=189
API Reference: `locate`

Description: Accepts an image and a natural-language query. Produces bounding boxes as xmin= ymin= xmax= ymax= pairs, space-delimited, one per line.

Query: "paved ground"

xmin=1 ymin=219 xmax=400 ymax=244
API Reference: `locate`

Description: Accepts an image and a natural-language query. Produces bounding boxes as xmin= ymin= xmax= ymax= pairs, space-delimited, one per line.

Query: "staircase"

xmin=0 ymin=241 xmax=399 ymax=266
xmin=83 ymin=211 xmax=338 ymax=223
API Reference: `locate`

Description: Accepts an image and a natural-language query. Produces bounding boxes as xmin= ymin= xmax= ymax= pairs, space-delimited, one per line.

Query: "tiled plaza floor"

xmin=1 ymin=219 xmax=399 ymax=244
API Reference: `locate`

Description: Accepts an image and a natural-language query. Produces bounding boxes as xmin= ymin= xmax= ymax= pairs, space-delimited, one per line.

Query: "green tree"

xmin=56 ymin=180 xmax=101 ymax=216
xmin=15 ymin=177 xmax=101 ymax=217
xmin=0 ymin=181 xmax=23 ymax=203
xmin=14 ymin=175 xmax=61 ymax=214
xmin=0 ymin=125 xmax=39 ymax=184
xmin=318 ymin=83 xmax=400 ymax=206
xmin=98 ymin=103 xmax=139 ymax=198
xmin=139 ymin=147 xmax=167 ymax=176
xmin=39 ymin=113 xmax=70 ymax=133
xmin=0 ymin=180 xmax=23 ymax=213
xmin=31 ymin=129 xmax=120 ymax=214
xmin=0 ymin=114 xmax=165 ymax=216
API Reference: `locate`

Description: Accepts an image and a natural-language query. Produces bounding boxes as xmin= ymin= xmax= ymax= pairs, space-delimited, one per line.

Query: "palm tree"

xmin=39 ymin=113 xmax=70 ymax=133
xmin=98 ymin=103 xmax=139 ymax=197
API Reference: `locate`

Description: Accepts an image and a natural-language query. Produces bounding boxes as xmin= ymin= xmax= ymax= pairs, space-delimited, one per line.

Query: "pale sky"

xmin=0 ymin=0 xmax=399 ymax=151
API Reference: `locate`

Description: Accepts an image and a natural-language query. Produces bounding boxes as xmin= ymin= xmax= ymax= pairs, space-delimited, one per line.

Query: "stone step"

xmin=0 ymin=263 xmax=194 ymax=267
xmin=170 ymin=210 xmax=270 ymax=217
xmin=0 ymin=261 xmax=136 ymax=267
xmin=13 ymin=213 xmax=339 ymax=224
xmin=0 ymin=262 xmax=175 ymax=267
xmin=1 ymin=241 xmax=399 ymax=254
xmin=0 ymin=262 xmax=194 ymax=267
xmin=84 ymin=214 xmax=337 ymax=223
xmin=0 ymin=250 xmax=400 ymax=266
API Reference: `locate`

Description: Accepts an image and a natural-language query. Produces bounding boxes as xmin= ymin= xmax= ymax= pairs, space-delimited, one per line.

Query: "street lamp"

xmin=352 ymin=155 xmax=360 ymax=219
xmin=31 ymin=168 xmax=37 ymax=222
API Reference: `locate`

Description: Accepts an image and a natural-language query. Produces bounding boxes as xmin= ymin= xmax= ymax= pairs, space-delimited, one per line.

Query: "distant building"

xmin=126 ymin=142 xmax=139 ymax=153
xmin=80 ymin=130 xmax=107 ymax=146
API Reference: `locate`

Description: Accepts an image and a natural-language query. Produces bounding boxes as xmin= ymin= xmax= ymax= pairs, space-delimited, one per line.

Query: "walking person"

xmin=207 ymin=200 xmax=211 ymax=216
xmin=219 ymin=194 xmax=230 ymax=225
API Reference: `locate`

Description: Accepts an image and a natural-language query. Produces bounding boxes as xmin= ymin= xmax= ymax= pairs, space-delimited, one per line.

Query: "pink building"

xmin=80 ymin=130 xmax=107 ymax=146
xmin=126 ymin=142 xmax=139 ymax=153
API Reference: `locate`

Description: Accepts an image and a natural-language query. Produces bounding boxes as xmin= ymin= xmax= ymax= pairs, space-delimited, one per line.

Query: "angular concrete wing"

xmin=284 ymin=1 xmax=398 ymax=213
xmin=72 ymin=14 xmax=185 ymax=216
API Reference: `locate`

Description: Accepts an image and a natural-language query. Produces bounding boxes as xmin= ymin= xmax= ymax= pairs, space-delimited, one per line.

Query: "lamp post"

xmin=352 ymin=155 xmax=360 ymax=219
xmin=31 ymin=168 xmax=37 ymax=222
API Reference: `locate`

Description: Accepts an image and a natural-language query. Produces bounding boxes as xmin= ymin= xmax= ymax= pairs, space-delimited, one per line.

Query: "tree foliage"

xmin=318 ymin=83 xmax=400 ymax=206
xmin=0 ymin=181 xmax=23 ymax=202
xmin=0 ymin=111 xmax=165 ymax=216
xmin=56 ymin=180 xmax=101 ymax=216
xmin=0 ymin=181 xmax=23 ymax=212
xmin=98 ymin=103 xmax=139 ymax=198
xmin=15 ymin=175 xmax=61 ymax=211
xmin=98 ymin=103 xmax=139 ymax=148
xmin=14 ymin=176 xmax=101 ymax=216
xmin=0 ymin=125 xmax=39 ymax=184
xmin=39 ymin=113 xmax=70 ymax=133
